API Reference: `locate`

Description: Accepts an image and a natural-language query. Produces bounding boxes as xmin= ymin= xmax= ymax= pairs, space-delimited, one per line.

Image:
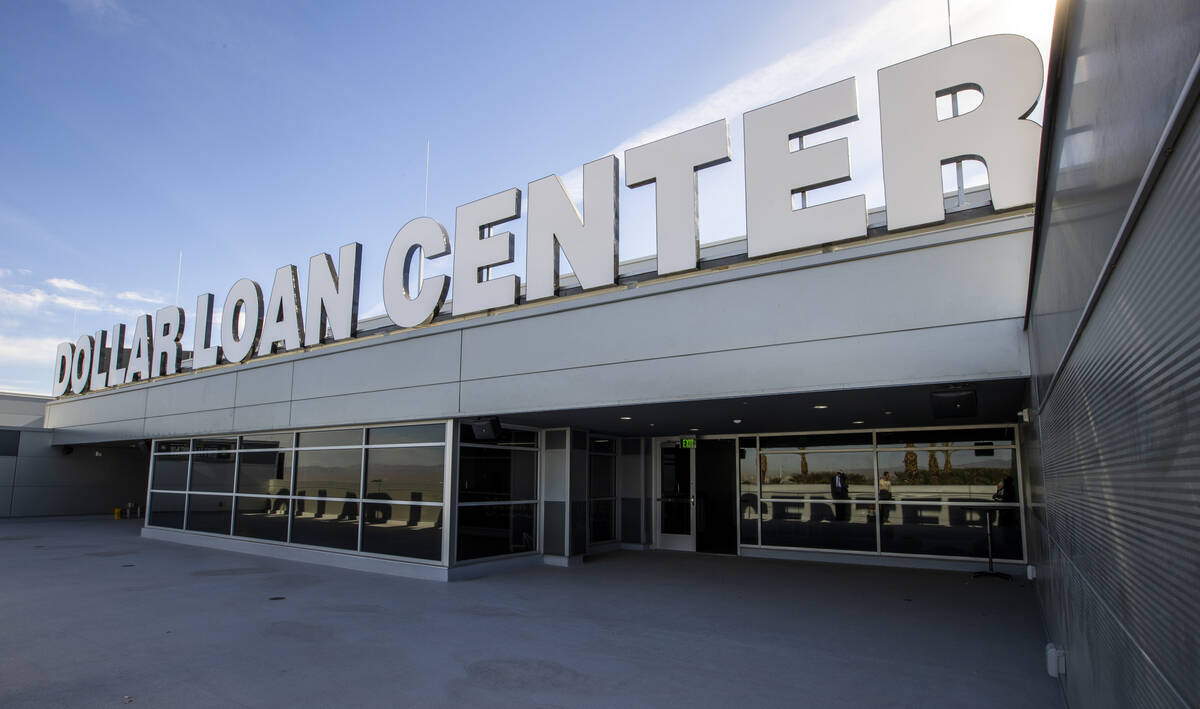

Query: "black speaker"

xmin=469 ymin=417 xmax=502 ymax=440
xmin=931 ymin=389 xmax=977 ymax=418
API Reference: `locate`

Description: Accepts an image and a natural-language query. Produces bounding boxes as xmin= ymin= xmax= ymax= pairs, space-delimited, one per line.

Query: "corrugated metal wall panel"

xmin=1033 ymin=104 xmax=1200 ymax=708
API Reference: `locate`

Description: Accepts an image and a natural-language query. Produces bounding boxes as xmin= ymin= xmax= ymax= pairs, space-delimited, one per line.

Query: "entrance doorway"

xmin=654 ymin=438 xmax=737 ymax=554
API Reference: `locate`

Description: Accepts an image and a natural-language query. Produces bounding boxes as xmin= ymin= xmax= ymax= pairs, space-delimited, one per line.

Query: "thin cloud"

xmin=116 ymin=290 xmax=168 ymax=304
xmin=46 ymin=277 xmax=103 ymax=296
xmin=0 ymin=285 xmax=142 ymax=317
xmin=0 ymin=335 xmax=65 ymax=368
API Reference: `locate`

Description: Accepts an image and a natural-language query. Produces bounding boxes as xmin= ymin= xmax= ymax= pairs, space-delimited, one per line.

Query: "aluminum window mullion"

xmin=230 ymin=448 xmax=240 ymax=535
xmin=357 ymin=429 xmax=366 ymax=553
xmin=873 ymin=430 xmax=881 ymax=554
xmin=286 ymin=439 xmax=295 ymax=544
xmin=182 ymin=446 xmax=193 ymax=529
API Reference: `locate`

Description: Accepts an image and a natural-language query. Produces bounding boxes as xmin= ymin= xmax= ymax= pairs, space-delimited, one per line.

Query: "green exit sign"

xmin=679 ymin=438 xmax=696 ymax=449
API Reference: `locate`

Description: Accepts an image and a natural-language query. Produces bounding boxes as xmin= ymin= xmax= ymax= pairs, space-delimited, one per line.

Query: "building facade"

xmin=9 ymin=17 xmax=1200 ymax=707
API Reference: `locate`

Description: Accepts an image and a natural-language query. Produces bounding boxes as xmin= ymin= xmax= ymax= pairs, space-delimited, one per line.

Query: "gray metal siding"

xmin=1032 ymin=99 xmax=1200 ymax=708
xmin=1026 ymin=0 xmax=1200 ymax=400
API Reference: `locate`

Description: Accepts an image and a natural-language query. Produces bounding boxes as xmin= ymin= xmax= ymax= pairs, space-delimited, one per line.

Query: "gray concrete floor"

xmin=0 ymin=516 xmax=1063 ymax=708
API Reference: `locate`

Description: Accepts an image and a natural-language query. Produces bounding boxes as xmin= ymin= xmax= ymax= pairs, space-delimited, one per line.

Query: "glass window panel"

xmin=589 ymin=499 xmax=615 ymax=543
xmin=458 ymin=447 xmax=537 ymax=502
xmin=233 ymin=496 xmax=289 ymax=542
xmin=294 ymin=448 xmax=362 ymax=498
xmin=290 ymin=498 xmax=360 ymax=550
xmin=876 ymin=428 xmax=1014 ymax=448
xmin=456 ymin=503 xmax=537 ymax=561
xmin=739 ymin=438 xmax=759 ymax=545
xmin=296 ymin=428 xmax=362 ymax=448
xmin=363 ymin=446 xmax=444 ymax=503
xmin=459 ymin=424 xmax=538 ymax=447
xmin=189 ymin=452 xmax=235 ymax=493
xmin=237 ymin=450 xmax=292 ymax=495
xmin=588 ymin=455 xmax=615 ymax=498
xmin=545 ymin=430 xmax=567 ymax=450
xmin=880 ymin=504 xmax=1022 ymax=559
xmin=660 ymin=446 xmax=691 ymax=535
xmin=367 ymin=424 xmax=445 ymax=445
xmin=0 ymin=430 xmax=17 ymax=456
xmin=151 ymin=456 xmax=189 ymax=491
xmin=192 ymin=437 xmax=236 ymax=453
xmin=760 ymin=451 xmax=875 ymax=500
xmin=148 ymin=492 xmax=185 ymax=528
xmin=589 ymin=438 xmax=615 ymax=454
xmin=185 ymin=494 xmax=232 ymax=534
xmin=760 ymin=500 xmax=877 ymax=552
xmin=877 ymin=449 xmax=1017 ymax=502
xmin=759 ymin=433 xmax=872 ymax=450
xmin=362 ymin=503 xmax=442 ymax=560
xmin=154 ymin=439 xmax=190 ymax=453
xmin=239 ymin=432 xmax=293 ymax=450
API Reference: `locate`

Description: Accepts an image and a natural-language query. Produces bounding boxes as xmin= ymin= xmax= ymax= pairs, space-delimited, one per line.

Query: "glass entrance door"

xmin=656 ymin=440 xmax=695 ymax=551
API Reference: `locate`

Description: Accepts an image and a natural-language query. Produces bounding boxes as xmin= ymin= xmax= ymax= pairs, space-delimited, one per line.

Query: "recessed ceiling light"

xmin=883 ymin=410 xmax=893 ymax=415
xmin=689 ymin=428 xmax=699 ymax=432
xmin=732 ymin=419 xmax=742 ymax=424
xmin=619 ymin=416 xmax=632 ymax=420
xmin=852 ymin=420 xmax=865 ymax=424
xmin=813 ymin=404 xmax=828 ymax=409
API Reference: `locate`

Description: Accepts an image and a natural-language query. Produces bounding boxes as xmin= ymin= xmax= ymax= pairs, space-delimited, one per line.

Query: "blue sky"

xmin=0 ymin=0 xmax=1054 ymax=395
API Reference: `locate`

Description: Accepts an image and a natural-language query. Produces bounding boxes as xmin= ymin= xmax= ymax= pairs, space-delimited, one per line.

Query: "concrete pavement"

xmin=0 ymin=516 xmax=1063 ymax=708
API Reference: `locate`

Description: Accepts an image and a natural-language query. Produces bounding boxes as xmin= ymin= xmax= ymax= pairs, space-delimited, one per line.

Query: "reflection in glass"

xmin=739 ymin=438 xmax=759 ymax=545
xmin=290 ymin=498 xmax=359 ymax=550
xmin=189 ymin=453 xmax=236 ymax=493
xmin=589 ymin=499 xmax=615 ymax=543
xmin=459 ymin=425 xmax=538 ymax=447
xmin=149 ymin=492 xmax=185 ymax=528
xmin=296 ymin=428 xmax=361 ymax=448
xmin=589 ymin=438 xmax=615 ymax=454
xmin=295 ymin=448 xmax=362 ymax=496
xmin=361 ymin=503 xmax=442 ymax=560
xmin=192 ymin=438 xmax=236 ymax=452
xmin=456 ymin=503 xmax=536 ymax=561
xmin=239 ymin=432 xmax=293 ymax=450
xmin=760 ymin=501 xmax=876 ymax=551
xmin=363 ymin=447 xmax=444 ymax=503
xmin=367 ymin=424 xmax=445 ymax=445
xmin=151 ymin=456 xmax=189 ymax=491
xmin=759 ymin=433 xmax=872 ymax=450
xmin=458 ymin=447 xmax=537 ymax=502
xmin=589 ymin=455 xmax=615 ymax=498
xmin=185 ymin=494 xmax=232 ymax=534
xmin=154 ymin=440 xmax=189 ymax=453
xmin=880 ymin=504 xmax=1021 ymax=559
xmin=233 ymin=496 xmax=288 ymax=541
xmin=876 ymin=449 xmax=1017 ymax=502
xmin=875 ymin=428 xmax=1014 ymax=448
xmin=237 ymin=450 xmax=292 ymax=495
xmin=759 ymin=451 xmax=875 ymax=500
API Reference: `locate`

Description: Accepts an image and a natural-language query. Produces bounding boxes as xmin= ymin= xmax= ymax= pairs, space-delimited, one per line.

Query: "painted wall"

xmin=0 ymin=393 xmax=48 ymax=428
xmin=0 ymin=430 xmax=147 ymax=518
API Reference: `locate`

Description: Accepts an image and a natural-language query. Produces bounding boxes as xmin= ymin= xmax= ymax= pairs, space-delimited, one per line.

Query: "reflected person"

xmin=831 ymin=469 xmax=849 ymax=521
xmin=879 ymin=471 xmax=893 ymax=523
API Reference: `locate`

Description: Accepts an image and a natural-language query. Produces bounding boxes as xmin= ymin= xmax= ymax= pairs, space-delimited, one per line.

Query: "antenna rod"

xmin=424 ymin=140 xmax=431 ymax=216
